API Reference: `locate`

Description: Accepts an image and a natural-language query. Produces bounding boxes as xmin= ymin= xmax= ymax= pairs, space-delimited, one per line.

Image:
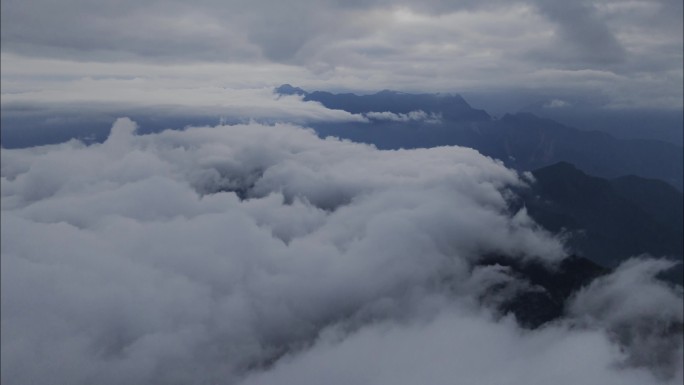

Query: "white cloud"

xmin=364 ymin=110 xmax=441 ymax=123
xmin=1 ymin=119 xmax=681 ymax=384
xmin=0 ymin=73 xmax=367 ymax=124
xmin=569 ymin=258 xmax=684 ymax=379
xmin=238 ymin=302 xmax=676 ymax=385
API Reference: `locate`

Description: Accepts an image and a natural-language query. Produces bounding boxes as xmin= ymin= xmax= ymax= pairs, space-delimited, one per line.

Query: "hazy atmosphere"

xmin=2 ymin=1 xmax=682 ymax=384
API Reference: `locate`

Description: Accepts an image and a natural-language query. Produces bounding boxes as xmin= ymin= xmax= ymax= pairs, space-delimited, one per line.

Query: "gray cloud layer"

xmin=1 ymin=0 xmax=682 ymax=109
xmin=2 ymin=119 xmax=682 ymax=384
xmin=2 ymin=0 xmax=677 ymax=63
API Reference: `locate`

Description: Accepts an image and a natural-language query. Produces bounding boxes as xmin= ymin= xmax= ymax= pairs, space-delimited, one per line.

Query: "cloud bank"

xmin=1 ymin=119 xmax=681 ymax=384
xmin=1 ymin=86 xmax=368 ymax=125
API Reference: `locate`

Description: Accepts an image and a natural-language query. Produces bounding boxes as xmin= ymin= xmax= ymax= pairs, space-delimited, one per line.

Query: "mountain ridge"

xmin=276 ymin=85 xmax=683 ymax=190
xmin=276 ymin=84 xmax=491 ymax=122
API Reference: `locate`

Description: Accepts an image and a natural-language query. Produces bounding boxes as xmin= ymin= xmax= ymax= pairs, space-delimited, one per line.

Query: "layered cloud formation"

xmin=1 ymin=119 xmax=681 ymax=384
xmin=2 ymin=87 xmax=369 ymax=125
xmin=2 ymin=0 xmax=682 ymax=110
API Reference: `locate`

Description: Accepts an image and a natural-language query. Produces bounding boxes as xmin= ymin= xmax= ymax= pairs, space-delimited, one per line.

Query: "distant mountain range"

xmin=277 ymin=85 xmax=683 ymax=190
xmin=519 ymin=100 xmax=683 ymax=145
xmin=277 ymin=84 xmax=491 ymax=122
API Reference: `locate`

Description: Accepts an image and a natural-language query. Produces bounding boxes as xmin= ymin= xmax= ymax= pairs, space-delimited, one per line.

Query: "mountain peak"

xmin=275 ymin=84 xmax=308 ymax=96
xmin=538 ymin=161 xmax=581 ymax=174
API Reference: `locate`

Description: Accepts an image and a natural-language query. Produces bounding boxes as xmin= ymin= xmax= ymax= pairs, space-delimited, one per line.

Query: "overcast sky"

xmin=1 ymin=0 xmax=682 ymax=112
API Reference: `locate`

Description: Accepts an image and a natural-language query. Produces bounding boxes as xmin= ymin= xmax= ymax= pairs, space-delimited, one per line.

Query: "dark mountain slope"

xmin=609 ymin=175 xmax=684 ymax=236
xmin=478 ymin=254 xmax=609 ymax=328
xmin=518 ymin=162 xmax=682 ymax=277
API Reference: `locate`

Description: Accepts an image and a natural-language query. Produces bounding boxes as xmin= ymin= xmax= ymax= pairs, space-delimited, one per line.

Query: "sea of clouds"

xmin=1 ymin=118 xmax=681 ymax=385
